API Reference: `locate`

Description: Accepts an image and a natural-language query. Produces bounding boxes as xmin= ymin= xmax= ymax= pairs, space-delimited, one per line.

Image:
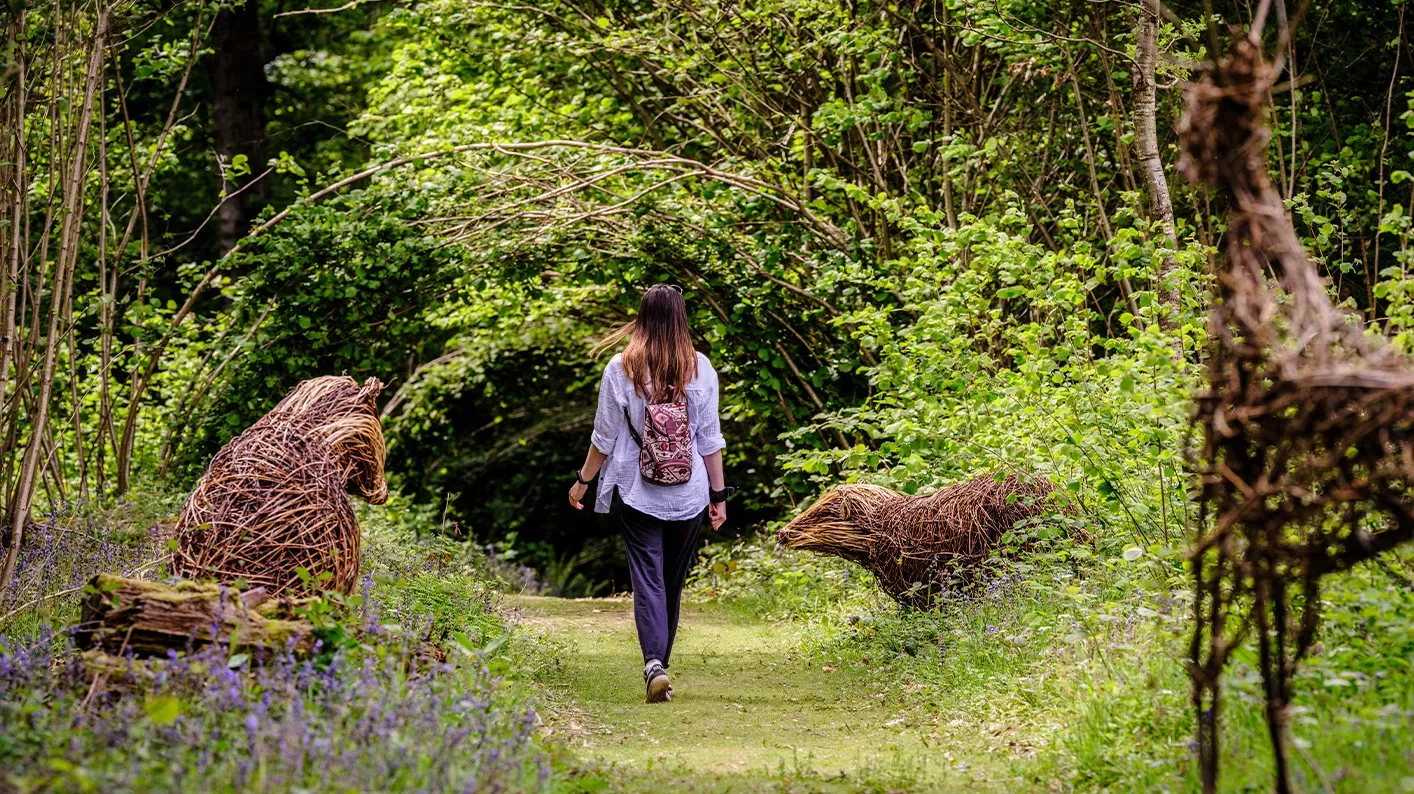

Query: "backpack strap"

xmin=623 ymin=405 xmax=643 ymax=448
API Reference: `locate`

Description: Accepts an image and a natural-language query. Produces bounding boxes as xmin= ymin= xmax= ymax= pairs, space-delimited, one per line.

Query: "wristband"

xmin=574 ymin=469 xmax=592 ymax=485
xmin=710 ymin=486 xmax=736 ymax=504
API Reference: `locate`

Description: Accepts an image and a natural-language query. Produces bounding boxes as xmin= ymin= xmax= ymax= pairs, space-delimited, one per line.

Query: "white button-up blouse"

xmin=589 ymin=352 xmax=725 ymax=520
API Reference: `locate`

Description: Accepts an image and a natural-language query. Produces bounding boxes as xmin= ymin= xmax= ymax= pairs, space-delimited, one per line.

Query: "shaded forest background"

xmin=3 ymin=0 xmax=1413 ymax=594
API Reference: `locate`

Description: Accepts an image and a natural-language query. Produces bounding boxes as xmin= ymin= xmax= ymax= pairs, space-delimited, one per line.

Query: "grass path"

xmin=504 ymin=595 xmax=1020 ymax=792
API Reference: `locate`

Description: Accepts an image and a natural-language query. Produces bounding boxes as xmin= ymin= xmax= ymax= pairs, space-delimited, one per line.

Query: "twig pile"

xmin=777 ymin=475 xmax=1061 ymax=607
xmin=173 ymin=376 xmax=387 ymax=596
xmin=1182 ymin=36 xmax=1414 ymax=794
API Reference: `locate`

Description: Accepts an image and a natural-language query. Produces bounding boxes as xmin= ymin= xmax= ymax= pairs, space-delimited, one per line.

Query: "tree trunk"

xmin=210 ymin=0 xmax=269 ymax=255
xmin=0 ymin=12 xmax=26 ymax=533
xmin=1134 ymin=0 xmax=1180 ymax=326
xmin=0 ymin=8 xmax=108 ymax=600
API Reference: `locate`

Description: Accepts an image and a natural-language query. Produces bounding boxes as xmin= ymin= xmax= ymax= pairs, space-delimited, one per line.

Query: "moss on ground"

xmin=507 ymin=594 xmax=1020 ymax=793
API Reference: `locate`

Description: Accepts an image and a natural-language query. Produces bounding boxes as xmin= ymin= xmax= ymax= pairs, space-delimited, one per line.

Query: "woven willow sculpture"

xmin=1182 ymin=35 xmax=1414 ymax=794
xmin=777 ymin=475 xmax=1062 ymax=607
xmin=173 ymin=376 xmax=387 ymax=596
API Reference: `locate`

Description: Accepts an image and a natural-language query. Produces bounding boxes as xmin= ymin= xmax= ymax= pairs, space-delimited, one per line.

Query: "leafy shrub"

xmin=692 ymin=523 xmax=1413 ymax=790
xmin=359 ymin=493 xmax=551 ymax=596
xmin=782 ymin=206 xmax=1203 ymax=554
xmin=689 ymin=532 xmax=885 ymax=620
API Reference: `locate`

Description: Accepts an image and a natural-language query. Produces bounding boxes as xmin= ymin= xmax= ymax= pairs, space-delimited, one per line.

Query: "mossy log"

xmin=75 ymin=573 xmax=317 ymax=657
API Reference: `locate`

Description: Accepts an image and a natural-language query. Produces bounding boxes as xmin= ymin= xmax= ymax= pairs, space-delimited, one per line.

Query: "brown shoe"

xmin=645 ymin=662 xmax=671 ymax=703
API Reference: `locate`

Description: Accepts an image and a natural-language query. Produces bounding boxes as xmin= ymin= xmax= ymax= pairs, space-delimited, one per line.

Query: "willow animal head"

xmin=260 ymin=375 xmax=388 ymax=503
xmin=313 ymin=412 xmax=388 ymax=504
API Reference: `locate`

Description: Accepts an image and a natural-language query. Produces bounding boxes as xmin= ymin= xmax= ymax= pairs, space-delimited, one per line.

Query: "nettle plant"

xmin=1371 ymin=177 xmax=1414 ymax=350
xmin=782 ymin=204 xmax=1207 ymax=553
xmin=1289 ymin=159 xmax=1414 ymax=354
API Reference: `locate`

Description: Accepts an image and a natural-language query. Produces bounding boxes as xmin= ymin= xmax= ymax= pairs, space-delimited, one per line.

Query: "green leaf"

xmin=451 ymin=630 xmax=478 ymax=655
xmin=144 ymin=695 xmax=181 ymax=726
xmin=482 ymin=633 xmax=507 ymax=656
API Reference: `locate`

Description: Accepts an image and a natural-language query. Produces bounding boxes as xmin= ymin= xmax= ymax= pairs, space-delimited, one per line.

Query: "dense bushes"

xmin=18 ymin=0 xmax=1395 ymax=594
xmin=779 ymin=206 xmax=1201 ymax=549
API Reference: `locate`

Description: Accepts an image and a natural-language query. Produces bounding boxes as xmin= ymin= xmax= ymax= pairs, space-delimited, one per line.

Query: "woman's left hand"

xmin=568 ymin=481 xmax=588 ymax=510
xmin=708 ymin=501 xmax=726 ymax=531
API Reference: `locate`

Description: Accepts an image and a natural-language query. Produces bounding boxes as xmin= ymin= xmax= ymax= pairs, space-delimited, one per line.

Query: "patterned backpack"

xmin=624 ymin=399 xmax=693 ymax=486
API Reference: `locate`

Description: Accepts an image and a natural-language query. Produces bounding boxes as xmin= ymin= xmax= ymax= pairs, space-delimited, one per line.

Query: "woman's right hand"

xmin=568 ymin=480 xmax=588 ymax=510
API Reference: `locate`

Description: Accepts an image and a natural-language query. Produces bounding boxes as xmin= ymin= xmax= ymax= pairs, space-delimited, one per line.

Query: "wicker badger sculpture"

xmin=776 ymin=475 xmax=1072 ymax=607
xmin=173 ymin=376 xmax=387 ymax=596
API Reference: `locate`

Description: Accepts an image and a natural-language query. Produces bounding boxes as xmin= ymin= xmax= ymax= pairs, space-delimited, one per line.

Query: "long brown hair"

xmin=592 ymin=285 xmax=698 ymax=402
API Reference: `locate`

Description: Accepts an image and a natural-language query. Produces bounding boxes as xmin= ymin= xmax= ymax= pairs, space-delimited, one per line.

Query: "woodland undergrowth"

xmin=0 ymin=495 xmax=570 ymax=794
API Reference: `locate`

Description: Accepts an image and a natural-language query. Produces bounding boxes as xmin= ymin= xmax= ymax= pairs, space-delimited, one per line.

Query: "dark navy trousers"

xmin=615 ymin=494 xmax=705 ymax=668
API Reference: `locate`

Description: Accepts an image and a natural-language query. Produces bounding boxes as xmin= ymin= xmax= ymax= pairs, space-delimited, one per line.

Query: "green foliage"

xmin=690 ymin=533 xmax=882 ymax=619
xmin=9 ymin=0 xmax=1414 ymax=787
xmin=693 ymin=537 xmax=1414 ymax=791
xmin=781 ymin=205 xmax=1203 ymax=553
xmin=64 ymin=0 xmax=1407 ymax=592
xmin=378 ymin=571 xmax=501 ymax=642
xmin=169 ymin=185 xmax=467 ymax=474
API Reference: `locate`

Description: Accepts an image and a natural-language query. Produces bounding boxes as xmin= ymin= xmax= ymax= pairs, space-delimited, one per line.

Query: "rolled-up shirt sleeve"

xmin=694 ymin=360 xmax=726 ymax=457
xmin=590 ymin=361 xmax=624 ymax=455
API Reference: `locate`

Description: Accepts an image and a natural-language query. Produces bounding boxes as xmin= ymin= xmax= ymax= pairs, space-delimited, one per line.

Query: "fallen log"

xmin=75 ymin=574 xmax=317 ymax=657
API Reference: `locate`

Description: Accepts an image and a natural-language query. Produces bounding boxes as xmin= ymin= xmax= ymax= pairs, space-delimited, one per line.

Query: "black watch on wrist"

xmin=574 ymin=469 xmax=592 ymax=485
xmin=710 ymin=486 xmax=736 ymax=504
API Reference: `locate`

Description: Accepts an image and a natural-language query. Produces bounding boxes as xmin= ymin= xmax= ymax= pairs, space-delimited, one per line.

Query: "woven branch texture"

xmin=777 ymin=475 xmax=1067 ymax=607
xmin=1182 ymin=36 xmax=1414 ymax=794
xmin=173 ymin=376 xmax=387 ymax=596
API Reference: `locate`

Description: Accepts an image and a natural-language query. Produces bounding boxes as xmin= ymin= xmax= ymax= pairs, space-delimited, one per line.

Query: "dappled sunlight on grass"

xmin=510 ymin=594 xmax=1019 ymax=792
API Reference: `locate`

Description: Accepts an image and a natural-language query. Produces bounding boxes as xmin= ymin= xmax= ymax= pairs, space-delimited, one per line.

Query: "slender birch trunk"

xmin=1134 ymin=0 xmax=1181 ymax=326
xmin=0 ymin=7 xmax=109 ymax=599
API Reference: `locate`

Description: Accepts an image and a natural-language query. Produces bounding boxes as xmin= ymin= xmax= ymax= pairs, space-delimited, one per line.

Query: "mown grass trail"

xmin=505 ymin=594 xmax=1020 ymax=793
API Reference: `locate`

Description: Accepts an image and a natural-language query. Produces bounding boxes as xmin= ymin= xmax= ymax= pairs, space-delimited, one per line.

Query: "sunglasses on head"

xmin=653 ymin=284 xmax=683 ymax=294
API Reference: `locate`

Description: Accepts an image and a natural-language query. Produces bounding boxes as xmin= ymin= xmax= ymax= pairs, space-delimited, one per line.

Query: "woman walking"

xmin=567 ymin=285 xmax=731 ymax=703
